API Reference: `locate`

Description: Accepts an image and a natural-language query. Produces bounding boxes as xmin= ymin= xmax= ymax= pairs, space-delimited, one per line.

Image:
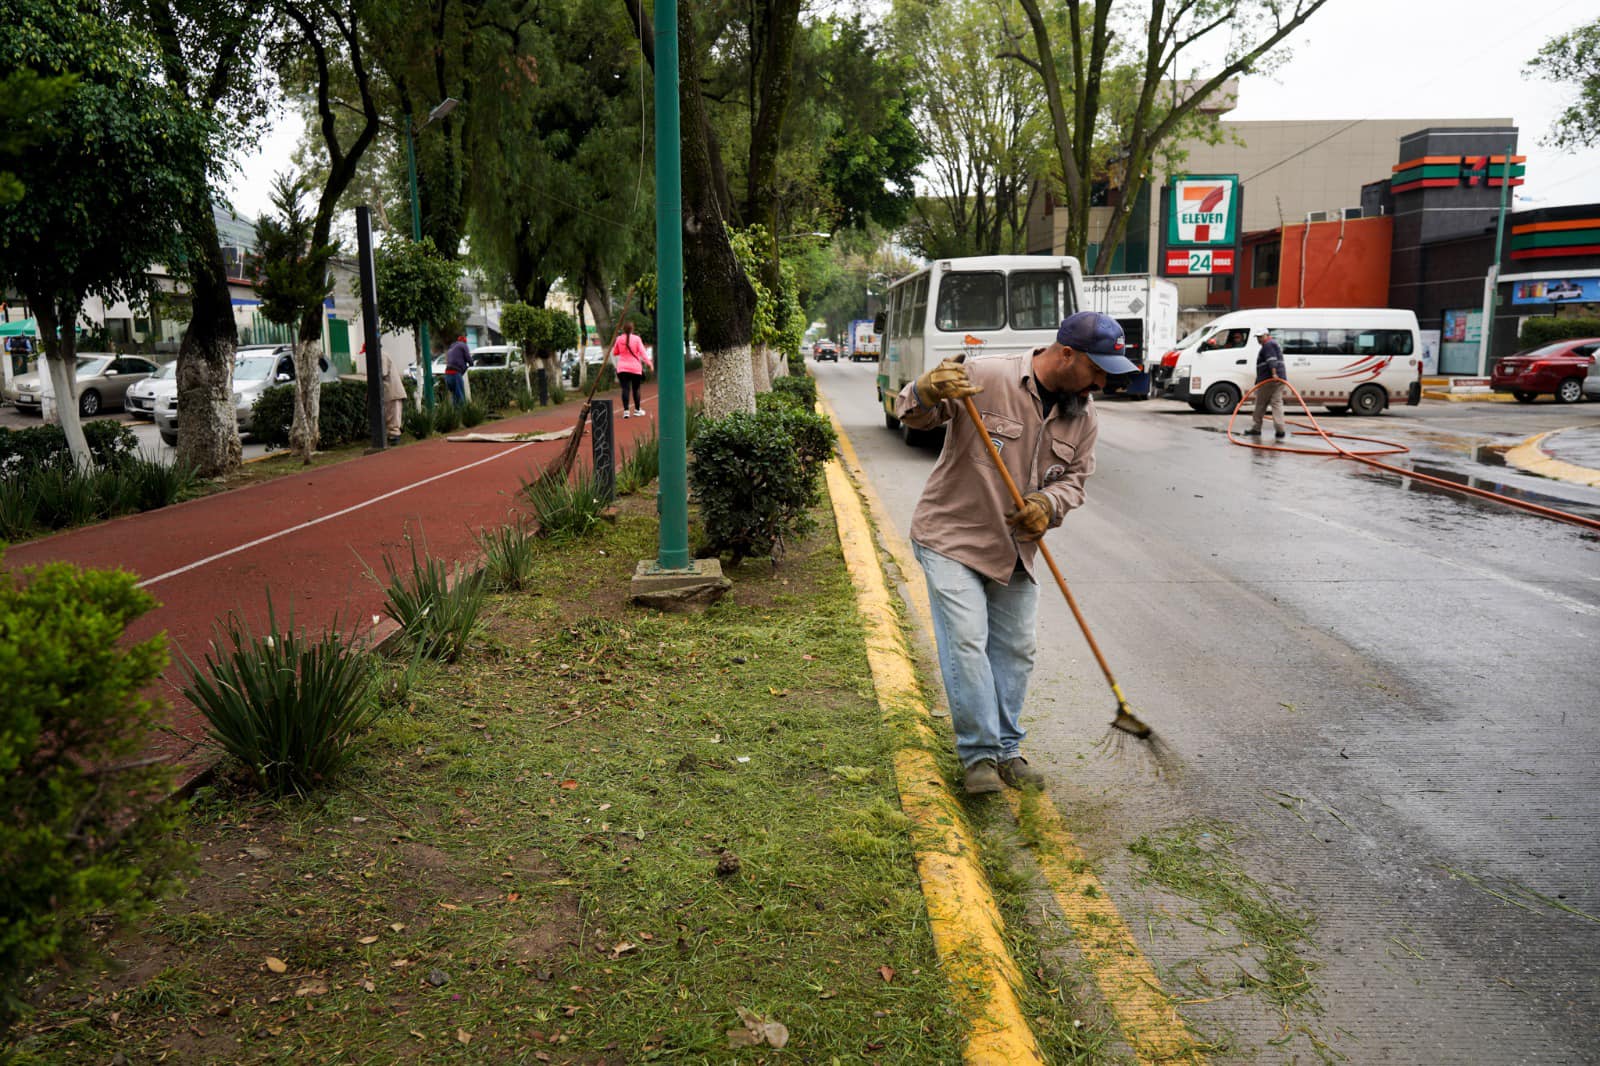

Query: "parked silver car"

xmin=125 ymin=359 xmax=178 ymax=420
xmin=4 ymin=353 xmax=158 ymax=416
xmin=156 ymin=347 xmax=337 ymax=446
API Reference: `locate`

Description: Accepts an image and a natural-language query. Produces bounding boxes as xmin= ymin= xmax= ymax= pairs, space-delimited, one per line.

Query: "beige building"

xmin=1027 ymin=115 xmax=1511 ymax=307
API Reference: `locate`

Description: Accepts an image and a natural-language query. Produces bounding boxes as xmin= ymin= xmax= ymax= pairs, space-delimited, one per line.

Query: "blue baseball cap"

xmin=1057 ymin=311 xmax=1137 ymax=374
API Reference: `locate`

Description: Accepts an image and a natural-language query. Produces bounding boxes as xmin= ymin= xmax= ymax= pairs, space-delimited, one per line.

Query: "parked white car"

xmin=125 ymin=359 xmax=177 ymax=420
xmin=156 ymin=346 xmax=337 ymax=446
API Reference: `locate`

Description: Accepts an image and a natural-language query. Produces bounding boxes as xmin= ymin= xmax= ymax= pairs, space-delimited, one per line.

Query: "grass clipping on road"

xmin=12 ymin=493 xmax=966 ymax=1063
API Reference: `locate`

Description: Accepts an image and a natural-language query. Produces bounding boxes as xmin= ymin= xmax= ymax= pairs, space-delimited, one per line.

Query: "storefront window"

xmin=1252 ymin=242 xmax=1280 ymax=288
xmin=1438 ymin=308 xmax=1482 ymax=375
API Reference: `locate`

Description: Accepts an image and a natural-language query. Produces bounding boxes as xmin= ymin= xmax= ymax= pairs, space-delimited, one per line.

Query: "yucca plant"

xmin=433 ymin=401 xmax=462 ymax=434
xmin=522 ymin=467 xmax=607 ymax=540
xmin=30 ymin=461 xmax=108 ymax=529
xmin=115 ymin=455 xmax=198 ymax=513
xmin=473 ymin=518 xmax=539 ymax=591
xmin=404 ymin=404 xmax=434 ymax=440
xmin=616 ymin=423 xmax=661 ymax=496
xmin=181 ymin=599 xmax=377 ymax=796
xmin=377 ymin=536 xmax=488 ymax=662
xmin=460 ymin=399 xmax=488 ymax=428
xmin=0 ymin=476 xmax=39 ymax=540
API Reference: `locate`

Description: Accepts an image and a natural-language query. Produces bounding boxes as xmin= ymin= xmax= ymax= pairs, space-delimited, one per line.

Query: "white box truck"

xmin=1082 ymin=274 xmax=1178 ymax=399
xmin=847 ymin=319 xmax=880 ymax=362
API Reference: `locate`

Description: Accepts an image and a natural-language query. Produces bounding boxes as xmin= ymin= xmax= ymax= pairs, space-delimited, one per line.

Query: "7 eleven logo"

xmin=1176 ymin=180 xmax=1233 ymax=244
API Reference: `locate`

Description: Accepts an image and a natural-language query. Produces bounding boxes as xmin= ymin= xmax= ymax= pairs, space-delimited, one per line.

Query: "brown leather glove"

xmin=1006 ymin=492 xmax=1053 ymax=542
xmin=914 ymin=354 xmax=983 ymax=406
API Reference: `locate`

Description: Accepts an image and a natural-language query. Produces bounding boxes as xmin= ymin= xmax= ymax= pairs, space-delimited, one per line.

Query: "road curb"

xmin=820 ymin=417 xmax=1044 ymax=1064
xmin=1504 ymin=429 xmax=1600 ymax=487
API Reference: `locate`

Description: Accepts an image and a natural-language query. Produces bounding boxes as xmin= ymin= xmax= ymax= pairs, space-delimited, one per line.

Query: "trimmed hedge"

xmin=251 ymin=381 xmax=372 ymax=449
xmin=467 ymin=367 xmax=521 ymax=412
xmin=689 ymin=404 xmax=837 ymax=566
xmin=769 ymin=374 xmax=818 ymax=411
xmin=0 ymin=420 xmax=137 ymax=477
xmin=1518 ymin=316 xmax=1600 ymax=348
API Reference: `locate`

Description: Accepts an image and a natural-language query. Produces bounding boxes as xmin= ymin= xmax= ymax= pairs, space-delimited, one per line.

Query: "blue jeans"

xmin=913 ymin=542 xmax=1039 ymax=768
xmin=445 ymin=372 xmax=466 ymax=404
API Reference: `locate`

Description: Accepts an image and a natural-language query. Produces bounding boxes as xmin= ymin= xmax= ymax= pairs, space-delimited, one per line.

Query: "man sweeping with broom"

xmin=895 ymin=311 xmax=1136 ymax=795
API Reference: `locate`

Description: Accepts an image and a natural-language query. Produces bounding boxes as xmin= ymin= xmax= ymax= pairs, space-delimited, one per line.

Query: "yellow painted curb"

xmin=825 ymin=453 xmax=1044 ymax=1065
xmin=1505 ymin=431 xmax=1600 ymax=487
xmin=822 ymin=394 xmax=1207 ymax=1065
xmin=1420 ymin=389 xmax=1515 ymax=403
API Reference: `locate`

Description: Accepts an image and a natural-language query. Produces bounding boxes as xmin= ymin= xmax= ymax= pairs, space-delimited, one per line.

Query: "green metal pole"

xmin=1481 ymin=144 xmax=1513 ymax=375
xmin=406 ymin=115 xmax=435 ymax=411
xmin=654 ymin=0 xmax=690 ymax=570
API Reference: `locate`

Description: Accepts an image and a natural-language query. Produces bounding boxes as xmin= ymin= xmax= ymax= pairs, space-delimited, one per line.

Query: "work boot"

xmin=963 ymin=759 xmax=1003 ymax=795
xmin=1275 ymin=430 xmax=1287 ymax=440
xmin=1242 ymin=428 xmax=1261 ymax=437
xmin=998 ymin=756 xmax=1046 ymax=789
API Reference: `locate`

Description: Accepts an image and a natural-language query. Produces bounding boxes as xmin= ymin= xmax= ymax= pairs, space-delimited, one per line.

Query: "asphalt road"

xmin=814 ymin=358 xmax=1600 ymax=1064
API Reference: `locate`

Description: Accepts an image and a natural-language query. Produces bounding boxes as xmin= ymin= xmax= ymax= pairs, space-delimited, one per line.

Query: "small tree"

xmin=0 ymin=556 xmax=189 ymax=1035
xmin=503 ymin=304 xmax=580 ymax=396
xmin=500 ymin=302 xmax=541 ymax=392
xmin=0 ymin=0 xmax=212 ymax=467
xmin=374 ymin=235 xmax=462 ymax=399
xmin=253 ymin=174 xmax=337 ymax=461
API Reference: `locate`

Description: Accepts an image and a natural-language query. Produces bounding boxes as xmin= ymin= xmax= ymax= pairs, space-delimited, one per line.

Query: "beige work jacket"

xmin=895 ymin=350 xmax=1098 ymax=584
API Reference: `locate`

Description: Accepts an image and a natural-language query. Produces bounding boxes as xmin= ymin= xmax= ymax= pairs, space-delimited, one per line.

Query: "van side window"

xmin=1008 ymin=271 xmax=1075 ymax=330
xmin=1200 ymin=328 xmax=1248 ymax=351
xmin=910 ymin=275 xmax=929 ymax=337
xmin=936 ymin=272 xmax=1005 ymax=331
xmin=1280 ymin=328 xmax=1413 ymax=356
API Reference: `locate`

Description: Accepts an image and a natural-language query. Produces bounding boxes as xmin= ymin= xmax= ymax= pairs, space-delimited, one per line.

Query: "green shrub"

xmin=523 ymin=467 xmax=607 ymax=540
xmin=113 ymin=455 xmax=199 ymax=514
xmin=251 ymin=381 xmax=371 ymax=449
xmin=468 ymin=368 xmax=519 ymax=412
xmin=1518 ymin=315 xmax=1600 ymax=348
xmin=182 ymin=598 xmax=377 ymax=797
xmin=0 ymin=558 xmax=189 ymax=1033
xmin=404 ymin=403 xmax=434 ymax=440
xmin=616 ymin=422 xmax=661 ymax=496
xmin=460 ymin=400 xmax=487 ymax=428
xmin=689 ymin=406 xmax=837 ymax=565
xmin=770 ymin=373 xmax=817 ymax=411
xmin=513 ymin=385 xmax=537 ymax=411
xmin=474 ymin=518 xmax=538 ymax=591
xmin=27 ymin=462 xmax=111 ymax=529
xmin=0 ymin=419 xmax=137 ymax=476
xmin=433 ymin=400 xmax=462 ymax=434
xmin=0 ymin=477 xmax=40 ymax=541
xmin=376 ymin=536 xmax=488 ymax=663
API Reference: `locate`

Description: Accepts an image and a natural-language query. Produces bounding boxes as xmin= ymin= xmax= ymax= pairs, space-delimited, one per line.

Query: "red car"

xmin=1491 ymin=338 xmax=1599 ymax=404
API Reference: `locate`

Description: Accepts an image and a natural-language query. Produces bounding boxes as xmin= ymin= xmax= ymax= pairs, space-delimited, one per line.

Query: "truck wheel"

xmin=884 ymin=407 xmax=900 ymax=430
xmin=1201 ymin=383 xmax=1241 ymax=416
xmin=1349 ymin=384 xmax=1386 ymax=416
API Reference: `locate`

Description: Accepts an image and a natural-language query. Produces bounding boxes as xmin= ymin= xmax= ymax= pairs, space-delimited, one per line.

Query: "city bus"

xmin=875 ymin=255 xmax=1086 ymax=443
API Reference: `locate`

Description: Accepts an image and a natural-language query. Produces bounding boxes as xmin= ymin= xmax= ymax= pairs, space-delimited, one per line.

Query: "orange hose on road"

xmin=1227 ymin=379 xmax=1600 ymax=534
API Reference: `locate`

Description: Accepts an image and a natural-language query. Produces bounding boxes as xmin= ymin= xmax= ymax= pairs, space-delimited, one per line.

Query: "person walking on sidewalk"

xmin=611 ymin=320 xmax=651 ymax=418
xmin=444 ymin=335 xmax=471 ymax=405
xmin=1244 ymin=329 xmax=1287 ymax=439
xmin=895 ymin=311 xmax=1135 ymax=795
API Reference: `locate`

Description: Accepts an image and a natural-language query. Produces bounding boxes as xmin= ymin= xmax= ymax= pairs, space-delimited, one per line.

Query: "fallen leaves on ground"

xmin=727 ymin=1007 xmax=789 ymax=1049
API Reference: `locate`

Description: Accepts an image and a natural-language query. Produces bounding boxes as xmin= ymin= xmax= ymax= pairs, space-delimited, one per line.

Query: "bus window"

xmin=1008 ymin=271 xmax=1074 ymax=330
xmin=936 ymin=272 xmax=1005 ymax=331
xmin=910 ymin=275 xmax=929 ymax=337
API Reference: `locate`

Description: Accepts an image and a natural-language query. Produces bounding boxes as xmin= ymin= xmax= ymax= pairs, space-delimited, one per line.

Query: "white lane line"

xmin=1278 ymin=506 xmax=1600 ymax=617
xmin=136 ymin=441 xmax=542 ymax=589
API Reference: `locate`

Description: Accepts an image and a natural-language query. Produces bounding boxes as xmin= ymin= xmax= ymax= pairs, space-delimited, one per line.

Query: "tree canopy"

xmin=1526 ymin=18 xmax=1600 ymax=149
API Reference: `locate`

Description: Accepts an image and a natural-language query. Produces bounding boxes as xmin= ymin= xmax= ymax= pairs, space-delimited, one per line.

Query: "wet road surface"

xmin=816 ymin=359 xmax=1600 ymax=1063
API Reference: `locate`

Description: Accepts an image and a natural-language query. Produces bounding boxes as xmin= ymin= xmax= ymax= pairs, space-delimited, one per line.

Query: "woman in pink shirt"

xmin=611 ymin=320 xmax=652 ymax=418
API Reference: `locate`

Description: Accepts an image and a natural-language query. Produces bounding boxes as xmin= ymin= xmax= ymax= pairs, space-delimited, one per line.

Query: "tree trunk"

xmin=175 ymin=206 xmax=243 ymax=477
xmin=31 ymin=294 xmax=92 ymax=467
xmin=289 ymin=317 xmax=323 ymax=460
xmin=679 ymin=6 xmax=756 ymax=418
xmin=750 ymin=343 xmax=772 ymax=393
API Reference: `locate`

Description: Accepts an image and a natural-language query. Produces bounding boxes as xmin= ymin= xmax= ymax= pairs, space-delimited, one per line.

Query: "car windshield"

xmin=149 ymin=362 xmax=176 ymax=380
xmin=235 ymin=355 xmax=279 ymax=381
xmin=76 ymin=356 xmax=112 ymax=376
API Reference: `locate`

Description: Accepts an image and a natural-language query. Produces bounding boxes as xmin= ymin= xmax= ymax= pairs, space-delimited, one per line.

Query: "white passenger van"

xmin=875 ymin=255 xmax=1085 ymax=442
xmin=1165 ymin=307 xmax=1423 ymax=416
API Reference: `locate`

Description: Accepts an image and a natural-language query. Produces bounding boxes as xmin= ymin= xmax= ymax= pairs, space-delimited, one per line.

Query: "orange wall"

xmin=1276 ymin=215 xmax=1393 ymax=307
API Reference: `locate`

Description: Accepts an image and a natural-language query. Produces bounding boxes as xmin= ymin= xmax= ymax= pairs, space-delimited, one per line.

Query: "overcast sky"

xmin=225 ymin=0 xmax=1598 ymax=222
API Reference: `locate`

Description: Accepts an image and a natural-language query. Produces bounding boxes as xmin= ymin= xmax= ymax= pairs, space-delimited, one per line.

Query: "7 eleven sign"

xmin=1167 ymin=175 xmax=1239 ymax=247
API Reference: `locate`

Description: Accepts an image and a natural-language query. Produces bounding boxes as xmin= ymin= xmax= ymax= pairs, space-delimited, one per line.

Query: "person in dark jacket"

xmin=1244 ymin=329 xmax=1287 ymax=439
xmin=444 ymin=335 xmax=471 ymax=405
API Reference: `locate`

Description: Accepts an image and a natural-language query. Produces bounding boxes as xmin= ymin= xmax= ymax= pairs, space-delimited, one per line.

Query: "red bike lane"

xmin=5 ymin=380 xmax=701 ymax=778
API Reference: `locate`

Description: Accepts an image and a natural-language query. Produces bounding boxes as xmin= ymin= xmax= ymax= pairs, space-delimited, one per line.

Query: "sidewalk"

xmin=4 ymin=387 xmax=692 ymax=777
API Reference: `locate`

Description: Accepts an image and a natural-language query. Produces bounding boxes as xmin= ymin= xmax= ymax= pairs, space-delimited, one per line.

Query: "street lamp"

xmin=405 ymin=96 xmax=460 ymax=410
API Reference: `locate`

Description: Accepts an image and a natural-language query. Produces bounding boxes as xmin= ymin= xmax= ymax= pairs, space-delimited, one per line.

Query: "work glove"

xmin=914 ymin=354 xmax=983 ymax=407
xmin=1006 ymin=492 xmax=1053 ymax=542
